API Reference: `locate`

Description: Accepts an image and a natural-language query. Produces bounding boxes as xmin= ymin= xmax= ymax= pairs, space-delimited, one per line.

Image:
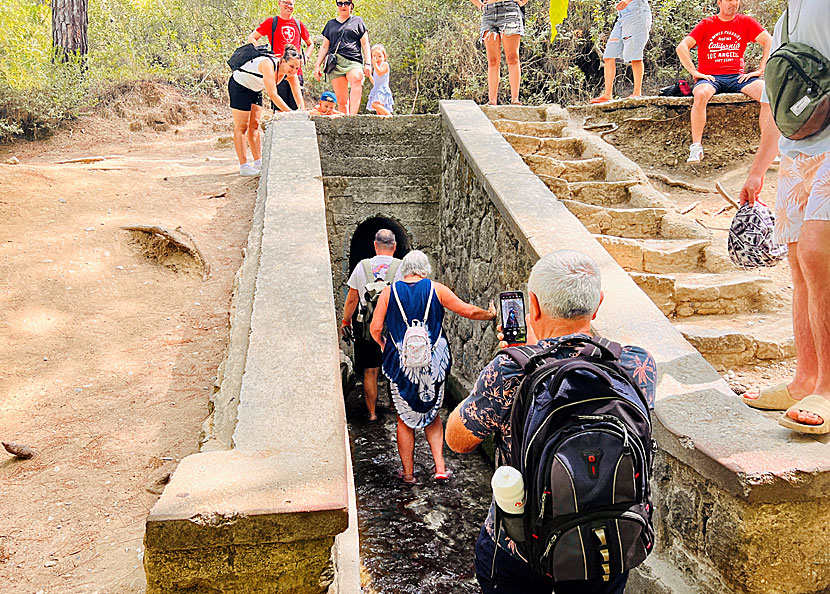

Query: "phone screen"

xmin=499 ymin=291 xmax=527 ymax=345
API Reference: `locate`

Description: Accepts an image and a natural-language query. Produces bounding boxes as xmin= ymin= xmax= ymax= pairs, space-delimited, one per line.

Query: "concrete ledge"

xmin=145 ymin=112 xmax=352 ymax=593
xmin=439 ymin=100 xmax=830 ymax=594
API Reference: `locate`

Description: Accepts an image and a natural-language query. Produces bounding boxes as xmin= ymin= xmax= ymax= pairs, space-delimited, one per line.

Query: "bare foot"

xmin=786 ymin=397 xmax=828 ymax=425
xmin=590 ymin=95 xmax=612 ymax=104
xmin=368 ymin=413 xmax=377 ymax=421
xmin=743 ymin=380 xmax=813 ymax=402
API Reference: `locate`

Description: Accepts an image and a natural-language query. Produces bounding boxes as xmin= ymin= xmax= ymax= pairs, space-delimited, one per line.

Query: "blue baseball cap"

xmin=320 ymin=91 xmax=337 ymax=103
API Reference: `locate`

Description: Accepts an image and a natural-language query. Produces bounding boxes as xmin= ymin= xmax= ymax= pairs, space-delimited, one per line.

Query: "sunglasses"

xmin=336 ymin=1 xmax=352 ymax=6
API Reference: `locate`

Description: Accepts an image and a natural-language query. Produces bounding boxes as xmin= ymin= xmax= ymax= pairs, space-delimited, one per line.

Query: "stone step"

xmin=538 ymin=175 xmax=570 ymax=199
xmin=569 ymin=181 xmax=640 ymax=207
xmin=524 ymin=154 xmax=566 ymax=178
xmin=492 ymin=119 xmax=568 ymax=137
xmin=674 ymin=314 xmax=795 ymax=369
xmin=502 ymin=133 xmax=584 ymax=159
xmin=630 ymin=271 xmax=777 ymax=317
xmin=595 ymin=236 xmax=710 ymax=273
xmin=482 ymin=105 xmax=549 ymax=121
xmin=560 ymin=158 xmax=606 ymax=182
xmin=562 ymin=201 xmax=666 ymax=238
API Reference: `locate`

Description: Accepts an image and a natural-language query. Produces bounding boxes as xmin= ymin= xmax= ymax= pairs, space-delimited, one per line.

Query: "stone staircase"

xmin=483 ymin=105 xmax=794 ymax=370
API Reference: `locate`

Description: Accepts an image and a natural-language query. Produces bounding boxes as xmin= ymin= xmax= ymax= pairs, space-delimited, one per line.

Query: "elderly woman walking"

xmin=370 ymin=250 xmax=496 ymax=484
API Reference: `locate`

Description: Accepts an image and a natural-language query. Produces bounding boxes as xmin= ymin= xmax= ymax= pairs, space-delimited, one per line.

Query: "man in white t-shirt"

xmin=739 ymin=0 xmax=830 ymax=435
xmin=341 ymin=229 xmax=404 ymax=420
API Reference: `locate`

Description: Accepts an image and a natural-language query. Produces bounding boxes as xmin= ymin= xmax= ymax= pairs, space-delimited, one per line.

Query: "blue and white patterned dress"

xmin=367 ymin=67 xmax=394 ymax=114
xmin=382 ymin=279 xmax=450 ymax=429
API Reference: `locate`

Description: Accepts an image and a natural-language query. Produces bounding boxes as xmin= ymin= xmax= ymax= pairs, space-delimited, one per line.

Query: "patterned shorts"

xmin=774 ymin=151 xmax=830 ymax=244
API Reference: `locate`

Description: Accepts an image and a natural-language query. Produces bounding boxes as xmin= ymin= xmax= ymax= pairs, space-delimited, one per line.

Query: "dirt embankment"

xmin=0 ymin=82 xmax=255 ymax=593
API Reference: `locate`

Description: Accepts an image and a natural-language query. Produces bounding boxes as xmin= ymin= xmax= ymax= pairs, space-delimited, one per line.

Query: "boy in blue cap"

xmin=310 ymin=91 xmax=344 ymax=116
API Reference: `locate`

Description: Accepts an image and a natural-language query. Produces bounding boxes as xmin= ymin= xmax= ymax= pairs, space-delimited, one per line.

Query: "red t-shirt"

xmin=255 ymin=16 xmax=310 ymax=75
xmin=689 ymin=14 xmax=765 ymax=75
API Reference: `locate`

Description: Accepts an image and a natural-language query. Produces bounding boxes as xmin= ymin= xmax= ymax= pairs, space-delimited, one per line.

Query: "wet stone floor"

xmin=345 ymin=382 xmax=494 ymax=594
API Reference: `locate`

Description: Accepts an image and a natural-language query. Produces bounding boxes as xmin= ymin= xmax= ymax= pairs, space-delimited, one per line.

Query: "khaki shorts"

xmin=327 ymin=55 xmax=363 ymax=81
xmin=775 ymin=151 xmax=830 ymax=244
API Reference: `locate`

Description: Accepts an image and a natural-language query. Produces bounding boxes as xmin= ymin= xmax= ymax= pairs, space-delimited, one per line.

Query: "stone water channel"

xmin=143 ymin=104 xmax=830 ymax=594
xmin=344 ymin=384 xmax=492 ymax=594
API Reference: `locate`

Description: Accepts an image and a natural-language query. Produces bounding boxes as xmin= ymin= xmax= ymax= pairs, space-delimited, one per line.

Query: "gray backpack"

xmin=359 ymin=258 xmax=401 ymax=341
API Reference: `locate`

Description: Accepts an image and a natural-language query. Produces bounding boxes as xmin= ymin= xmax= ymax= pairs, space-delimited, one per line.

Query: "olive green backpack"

xmin=765 ymin=7 xmax=830 ymax=140
xmin=359 ymin=258 xmax=401 ymax=341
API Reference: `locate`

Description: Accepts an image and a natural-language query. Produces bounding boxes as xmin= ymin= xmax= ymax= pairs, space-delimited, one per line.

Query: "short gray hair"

xmin=399 ymin=250 xmax=432 ymax=278
xmin=528 ymin=250 xmax=601 ymax=319
xmin=374 ymin=229 xmax=396 ymax=248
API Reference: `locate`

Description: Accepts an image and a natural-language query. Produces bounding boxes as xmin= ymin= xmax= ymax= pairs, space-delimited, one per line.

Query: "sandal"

xmin=742 ymin=383 xmax=799 ymax=410
xmin=779 ymin=395 xmax=830 ymax=435
xmin=434 ymin=469 xmax=454 ymax=482
xmin=397 ymin=469 xmax=416 ymax=484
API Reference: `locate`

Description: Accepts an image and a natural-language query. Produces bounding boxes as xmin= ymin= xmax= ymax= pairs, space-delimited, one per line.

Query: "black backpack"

xmin=498 ymin=336 xmax=655 ymax=583
xmin=227 ymin=44 xmax=276 ymax=77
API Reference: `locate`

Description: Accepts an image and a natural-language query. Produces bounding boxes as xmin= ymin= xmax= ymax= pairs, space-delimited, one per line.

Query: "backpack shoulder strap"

xmin=391 ymin=281 xmax=409 ymax=325
xmin=499 ymin=344 xmax=544 ymax=371
xmin=271 ymin=15 xmax=278 ymax=46
xmin=361 ymin=258 xmax=373 ymax=282
xmin=386 ymin=258 xmax=401 ymax=282
xmin=422 ymin=280 xmax=434 ymax=323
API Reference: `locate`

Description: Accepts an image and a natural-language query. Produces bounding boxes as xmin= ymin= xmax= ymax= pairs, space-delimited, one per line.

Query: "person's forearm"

xmin=247 ymin=31 xmax=261 ymax=45
xmin=749 ymin=102 xmax=780 ymax=177
xmin=342 ymin=291 xmax=359 ymax=324
xmin=759 ymin=42 xmax=771 ymax=73
xmin=290 ymin=77 xmax=304 ymax=110
xmin=370 ymin=322 xmax=384 ymax=347
xmin=676 ymin=44 xmax=698 ymax=76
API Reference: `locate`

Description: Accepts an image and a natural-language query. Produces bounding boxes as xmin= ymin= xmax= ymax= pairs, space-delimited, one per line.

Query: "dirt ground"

xmin=0 ymin=82 xmax=255 ymax=593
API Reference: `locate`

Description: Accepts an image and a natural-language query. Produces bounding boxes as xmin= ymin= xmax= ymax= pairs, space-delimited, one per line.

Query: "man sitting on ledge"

xmin=676 ymin=0 xmax=772 ymax=163
xmin=446 ymin=250 xmax=657 ymax=594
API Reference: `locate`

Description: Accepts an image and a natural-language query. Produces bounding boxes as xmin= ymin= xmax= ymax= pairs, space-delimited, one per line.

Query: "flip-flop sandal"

xmin=779 ymin=394 xmax=830 ymax=435
xmin=743 ymin=383 xmax=799 ymax=410
xmin=434 ymin=469 xmax=454 ymax=482
xmin=397 ymin=469 xmax=416 ymax=484
xmin=590 ymin=96 xmax=611 ymax=104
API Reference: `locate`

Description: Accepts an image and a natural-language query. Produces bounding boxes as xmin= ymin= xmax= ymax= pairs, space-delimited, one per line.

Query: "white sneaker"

xmin=686 ymin=143 xmax=704 ymax=163
xmin=239 ymin=163 xmax=260 ymax=177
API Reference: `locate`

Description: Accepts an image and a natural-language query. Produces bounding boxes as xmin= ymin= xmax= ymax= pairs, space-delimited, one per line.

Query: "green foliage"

xmin=0 ymin=0 xmax=789 ymax=141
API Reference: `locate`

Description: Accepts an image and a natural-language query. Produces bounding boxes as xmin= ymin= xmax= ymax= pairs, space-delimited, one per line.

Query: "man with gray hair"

xmin=446 ymin=250 xmax=657 ymax=594
xmin=342 ymin=229 xmax=404 ymax=420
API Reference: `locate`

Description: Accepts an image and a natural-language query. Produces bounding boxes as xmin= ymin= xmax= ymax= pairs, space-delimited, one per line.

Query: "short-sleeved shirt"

xmin=689 ymin=14 xmax=765 ymax=75
xmin=457 ymin=333 xmax=657 ymax=559
xmin=322 ymin=16 xmax=368 ymax=65
xmin=255 ymin=16 xmax=310 ymax=75
xmin=346 ymin=255 xmax=404 ymax=307
xmin=761 ymin=0 xmax=830 ymax=157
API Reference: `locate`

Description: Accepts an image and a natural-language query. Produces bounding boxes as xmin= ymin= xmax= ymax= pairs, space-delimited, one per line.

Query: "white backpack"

xmin=392 ymin=281 xmax=434 ymax=370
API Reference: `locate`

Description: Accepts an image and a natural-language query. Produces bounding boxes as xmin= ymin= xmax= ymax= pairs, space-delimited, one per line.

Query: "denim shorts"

xmin=603 ymin=4 xmax=652 ymax=62
xmin=480 ymin=0 xmax=524 ymax=38
xmin=693 ymin=73 xmax=761 ymax=94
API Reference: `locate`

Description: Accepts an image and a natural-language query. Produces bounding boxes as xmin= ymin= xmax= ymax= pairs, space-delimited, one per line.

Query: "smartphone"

xmin=499 ymin=291 xmax=527 ymax=345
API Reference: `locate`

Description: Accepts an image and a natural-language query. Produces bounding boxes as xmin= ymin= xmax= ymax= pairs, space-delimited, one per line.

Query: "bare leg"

xmin=231 ymin=108 xmax=251 ymax=166
xmin=424 ymin=416 xmax=446 ymax=475
xmin=331 ymin=76 xmax=349 ymax=114
xmin=691 ymin=83 xmax=715 ymax=145
xmin=247 ymin=104 xmax=263 ymax=162
xmin=396 ymin=416 xmax=416 ymax=478
xmin=346 ymin=69 xmax=365 ymax=116
xmin=788 ymin=221 xmax=830 ymax=424
xmin=630 ymin=60 xmax=644 ymax=97
xmin=371 ymin=101 xmax=391 ymax=116
xmin=502 ymin=34 xmax=522 ymax=103
xmin=483 ymin=33 xmax=502 ymax=105
xmin=363 ymin=367 xmax=379 ymax=420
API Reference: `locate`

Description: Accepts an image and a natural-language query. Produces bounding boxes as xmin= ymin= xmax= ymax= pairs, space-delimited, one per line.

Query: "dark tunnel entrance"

xmin=348 ymin=217 xmax=411 ymax=273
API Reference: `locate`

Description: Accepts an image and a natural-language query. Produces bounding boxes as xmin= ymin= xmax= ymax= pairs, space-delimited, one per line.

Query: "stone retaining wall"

xmin=438 ymin=101 xmax=830 ymax=594
xmin=144 ymin=113 xmax=352 ymax=593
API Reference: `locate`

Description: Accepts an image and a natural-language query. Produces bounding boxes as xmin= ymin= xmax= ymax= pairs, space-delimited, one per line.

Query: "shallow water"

xmin=346 ymin=383 xmax=494 ymax=594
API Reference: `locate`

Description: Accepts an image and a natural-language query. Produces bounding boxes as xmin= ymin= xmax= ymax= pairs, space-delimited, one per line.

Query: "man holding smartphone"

xmin=341 ymin=230 xmax=403 ymax=420
xmin=446 ymin=250 xmax=657 ymax=594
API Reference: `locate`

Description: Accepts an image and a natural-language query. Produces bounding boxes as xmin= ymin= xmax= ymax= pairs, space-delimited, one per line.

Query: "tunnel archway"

xmin=348 ymin=217 xmax=411 ymax=273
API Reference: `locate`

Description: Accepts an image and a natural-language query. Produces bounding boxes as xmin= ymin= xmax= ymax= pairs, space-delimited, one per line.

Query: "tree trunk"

xmin=52 ymin=0 xmax=88 ymax=58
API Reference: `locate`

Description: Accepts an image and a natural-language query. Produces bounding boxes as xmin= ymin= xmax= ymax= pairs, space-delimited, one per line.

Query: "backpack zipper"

xmin=541 ymin=509 xmax=648 ymax=561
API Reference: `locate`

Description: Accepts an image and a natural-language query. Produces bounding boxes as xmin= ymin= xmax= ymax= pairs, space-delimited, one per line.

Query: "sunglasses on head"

xmin=336 ymin=1 xmax=352 ymax=6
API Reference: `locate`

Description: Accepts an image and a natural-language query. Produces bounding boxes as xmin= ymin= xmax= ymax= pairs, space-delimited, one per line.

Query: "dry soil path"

xmin=0 ymin=92 xmax=255 ymax=593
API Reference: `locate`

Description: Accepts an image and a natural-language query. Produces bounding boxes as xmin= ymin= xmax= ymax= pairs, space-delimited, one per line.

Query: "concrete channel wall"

xmin=438 ymin=101 xmax=830 ymax=594
xmin=143 ymin=113 xmax=352 ymax=593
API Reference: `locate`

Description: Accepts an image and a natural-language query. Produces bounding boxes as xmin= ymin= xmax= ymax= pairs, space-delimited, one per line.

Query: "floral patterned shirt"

xmin=458 ymin=333 xmax=657 ymax=559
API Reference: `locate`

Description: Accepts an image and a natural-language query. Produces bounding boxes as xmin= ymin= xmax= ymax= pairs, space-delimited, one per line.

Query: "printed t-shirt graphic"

xmin=255 ymin=17 xmax=311 ymax=74
xmin=690 ymin=14 xmax=764 ymax=75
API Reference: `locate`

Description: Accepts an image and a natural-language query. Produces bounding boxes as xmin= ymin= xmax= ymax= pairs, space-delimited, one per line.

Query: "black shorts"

xmin=228 ymin=76 xmax=263 ymax=112
xmin=353 ymin=319 xmax=382 ymax=372
xmin=272 ymin=74 xmax=304 ymax=111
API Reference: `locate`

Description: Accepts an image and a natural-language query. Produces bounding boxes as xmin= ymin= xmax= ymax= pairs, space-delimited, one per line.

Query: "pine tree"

xmin=52 ymin=0 xmax=88 ymax=58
